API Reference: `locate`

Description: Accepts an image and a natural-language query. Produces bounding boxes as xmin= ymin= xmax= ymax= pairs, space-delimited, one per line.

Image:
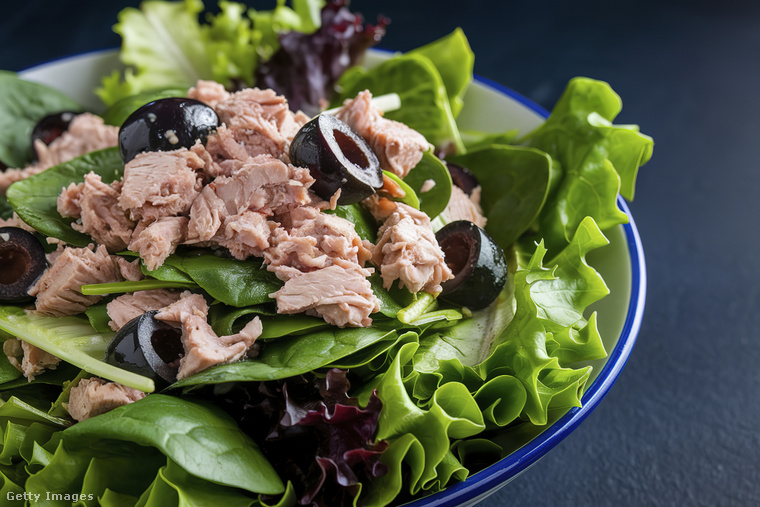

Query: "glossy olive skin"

xmin=436 ymin=220 xmax=508 ymax=310
xmin=118 ymin=97 xmax=219 ymax=163
xmin=289 ymin=114 xmax=382 ymax=205
xmin=30 ymin=111 xmax=79 ymax=161
xmin=445 ymin=162 xmax=479 ymax=196
xmin=104 ymin=310 xmax=184 ymax=387
xmin=0 ymin=227 xmax=47 ymax=303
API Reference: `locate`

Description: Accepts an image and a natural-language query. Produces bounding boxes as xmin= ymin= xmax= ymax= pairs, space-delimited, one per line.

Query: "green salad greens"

xmin=0 ymin=1 xmax=652 ymax=506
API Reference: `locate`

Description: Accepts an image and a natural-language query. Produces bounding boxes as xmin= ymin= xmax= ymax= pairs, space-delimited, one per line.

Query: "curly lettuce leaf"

xmin=98 ymin=0 xmax=214 ymax=106
xmin=522 ymin=77 xmax=653 ymax=251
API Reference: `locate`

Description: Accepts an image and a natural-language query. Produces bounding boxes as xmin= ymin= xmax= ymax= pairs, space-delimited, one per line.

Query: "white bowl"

xmin=19 ymin=49 xmax=646 ymax=507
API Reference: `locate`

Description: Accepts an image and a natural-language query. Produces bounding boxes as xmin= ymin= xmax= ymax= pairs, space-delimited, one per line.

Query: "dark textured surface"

xmin=2 ymin=1 xmax=758 ymax=506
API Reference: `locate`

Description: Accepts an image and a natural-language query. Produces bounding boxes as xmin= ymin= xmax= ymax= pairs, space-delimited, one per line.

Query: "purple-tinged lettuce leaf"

xmin=256 ymin=0 xmax=388 ymax=116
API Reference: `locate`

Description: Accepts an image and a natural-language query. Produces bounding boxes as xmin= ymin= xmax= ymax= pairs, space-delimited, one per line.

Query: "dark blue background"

xmin=2 ymin=1 xmax=758 ymax=505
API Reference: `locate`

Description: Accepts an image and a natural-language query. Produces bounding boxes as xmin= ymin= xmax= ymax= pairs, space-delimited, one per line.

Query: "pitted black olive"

xmin=446 ymin=162 xmax=480 ymax=196
xmin=436 ymin=220 xmax=508 ymax=310
xmin=118 ymin=97 xmax=219 ymax=163
xmin=30 ymin=111 xmax=79 ymax=161
xmin=104 ymin=310 xmax=184 ymax=388
xmin=289 ymin=114 xmax=382 ymax=205
xmin=0 ymin=227 xmax=47 ymax=303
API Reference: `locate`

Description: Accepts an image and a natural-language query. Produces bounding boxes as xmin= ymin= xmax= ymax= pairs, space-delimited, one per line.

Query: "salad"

xmin=0 ymin=1 xmax=653 ymax=506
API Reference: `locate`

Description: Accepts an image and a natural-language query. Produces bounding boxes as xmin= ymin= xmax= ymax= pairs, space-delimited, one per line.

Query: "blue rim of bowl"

xmin=17 ymin=49 xmax=647 ymax=507
xmin=402 ymin=77 xmax=647 ymax=507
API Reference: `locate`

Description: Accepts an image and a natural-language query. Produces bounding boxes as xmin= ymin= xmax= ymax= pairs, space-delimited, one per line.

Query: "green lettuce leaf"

xmin=521 ymin=77 xmax=653 ymax=251
xmin=403 ymin=150 xmax=452 ymax=220
xmin=0 ymin=72 xmax=80 ymax=168
xmin=0 ymin=306 xmax=154 ymax=393
xmin=97 ymin=0 xmax=214 ymax=106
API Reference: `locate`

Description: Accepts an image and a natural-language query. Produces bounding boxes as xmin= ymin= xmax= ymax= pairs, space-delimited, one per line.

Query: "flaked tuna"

xmin=29 ymin=244 xmax=122 ymax=316
xmin=186 ymin=186 xmax=227 ymax=242
xmin=116 ymin=257 xmax=143 ymax=282
xmin=118 ymin=149 xmax=204 ymax=223
xmin=214 ymin=211 xmax=275 ymax=260
xmin=270 ymin=264 xmax=380 ymax=328
xmin=443 ymin=185 xmax=488 ymax=228
xmin=207 ymin=154 xmax=313 ymax=216
xmin=0 ymin=113 xmax=118 ymax=194
xmin=106 ymin=289 xmax=183 ymax=331
xmin=129 ymin=216 xmax=188 ymax=271
xmin=336 ymin=90 xmax=430 ymax=178
xmin=155 ymin=293 xmax=262 ymax=379
xmin=57 ymin=173 xmax=135 ymax=252
xmin=191 ymin=125 xmax=249 ymax=178
xmin=265 ymin=206 xmax=373 ymax=281
xmin=187 ymin=80 xmax=231 ymax=109
xmin=68 ymin=377 xmax=146 ymax=422
xmin=373 ymin=202 xmax=453 ymax=294
xmin=3 ymin=338 xmax=61 ymax=381
xmin=214 ymin=87 xmax=308 ymax=161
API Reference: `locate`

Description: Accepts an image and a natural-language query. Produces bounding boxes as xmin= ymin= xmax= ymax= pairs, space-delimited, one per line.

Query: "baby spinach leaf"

xmin=6 ymin=147 xmax=124 ymax=246
xmin=0 ymin=71 xmax=81 ymax=168
xmin=0 ymin=305 xmax=154 ymax=393
xmin=0 ymin=195 xmax=13 ymax=220
xmin=333 ymin=53 xmax=464 ymax=153
xmin=62 ymin=395 xmax=284 ymax=495
xmin=447 ymin=145 xmax=552 ymax=249
xmin=403 ymin=150 xmax=452 ymax=219
xmin=408 ymin=28 xmax=474 ymax=118
xmin=158 ymin=254 xmax=282 ymax=307
xmin=170 ymin=327 xmax=395 ymax=387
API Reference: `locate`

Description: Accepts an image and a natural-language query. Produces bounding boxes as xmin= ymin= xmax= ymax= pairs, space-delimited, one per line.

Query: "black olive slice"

xmin=289 ymin=113 xmax=382 ymax=205
xmin=446 ymin=162 xmax=480 ymax=196
xmin=0 ymin=227 xmax=47 ymax=303
xmin=118 ymin=97 xmax=220 ymax=163
xmin=30 ymin=111 xmax=79 ymax=162
xmin=104 ymin=310 xmax=184 ymax=387
xmin=436 ymin=221 xmax=508 ymax=310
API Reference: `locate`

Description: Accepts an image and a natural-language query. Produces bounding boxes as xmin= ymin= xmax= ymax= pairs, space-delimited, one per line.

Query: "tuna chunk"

xmin=214 ymin=211 xmax=275 ymax=260
xmin=208 ymin=154 xmax=313 ymax=216
xmin=129 ymin=216 xmax=188 ymax=271
xmin=191 ymin=125 xmax=249 ymax=178
xmin=57 ymin=173 xmax=135 ymax=252
xmin=3 ymin=338 xmax=61 ymax=381
xmin=155 ymin=293 xmax=261 ymax=379
xmin=187 ymin=79 xmax=231 ymax=109
xmin=29 ymin=244 xmax=122 ymax=316
xmin=443 ymin=185 xmax=487 ymax=228
xmin=373 ymin=203 xmax=453 ymax=294
xmin=68 ymin=377 xmax=146 ymax=422
xmin=336 ymin=90 xmax=430 ymax=178
xmin=214 ymin=87 xmax=308 ymax=161
xmin=270 ymin=264 xmax=380 ymax=328
xmin=0 ymin=113 xmax=118 ymax=194
xmin=116 ymin=257 xmax=143 ymax=282
xmin=106 ymin=289 xmax=183 ymax=331
xmin=186 ymin=185 xmax=227 ymax=242
xmin=118 ymin=149 xmax=204 ymax=223
xmin=265 ymin=206 xmax=373 ymax=281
